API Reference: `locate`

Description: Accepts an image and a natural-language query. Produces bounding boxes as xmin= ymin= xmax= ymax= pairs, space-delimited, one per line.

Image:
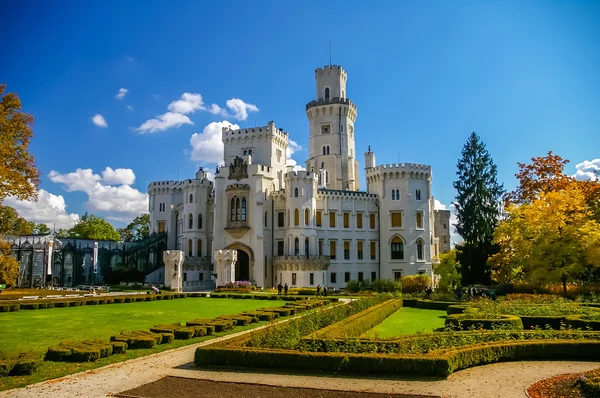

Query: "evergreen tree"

xmin=453 ymin=132 xmax=504 ymax=285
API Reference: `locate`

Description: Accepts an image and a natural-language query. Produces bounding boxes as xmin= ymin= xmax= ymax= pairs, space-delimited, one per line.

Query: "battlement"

xmin=222 ymin=121 xmax=289 ymax=142
xmin=317 ymin=188 xmax=378 ymax=199
xmin=365 ymin=162 xmax=432 ymax=181
xmin=305 ymin=97 xmax=356 ymax=111
xmin=284 ymin=170 xmax=317 ymax=180
xmin=315 ymin=65 xmax=347 ymax=79
xmin=148 ymin=177 xmax=212 ymax=192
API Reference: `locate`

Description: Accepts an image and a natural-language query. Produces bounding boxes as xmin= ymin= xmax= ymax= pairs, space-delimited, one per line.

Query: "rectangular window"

xmin=292 ymin=273 xmax=297 ymax=285
xmin=394 ymin=271 xmax=402 ymax=282
xmin=416 ymin=189 xmax=421 ymax=200
xmin=309 ymin=273 xmax=314 ymax=285
xmin=330 ymin=272 xmax=337 ymax=284
xmin=343 ymin=212 xmax=349 ymax=228
xmin=264 ymin=211 xmax=268 ymax=227
xmin=356 ymin=213 xmax=363 ymax=228
xmin=316 ymin=211 xmax=322 ymax=227
xmin=443 ymin=236 xmax=448 ymax=243
xmin=199 ymin=273 xmax=204 ymax=281
xmin=357 ymin=241 xmax=363 ymax=260
xmin=157 ymin=221 xmax=166 ymax=233
xmin=370 ymin=213 xmax=376 ymax=229
xmin=345 ymin=272 xmax=350 ymax=283
xmin=183 ymin=272 xmax=187 ymax=282
xmin=278 ymin=212 xmax=284 ymax=227
xmin=416 ymin=211 xmax=423 ymax=229
xmin=358 ymin=272 xmax=364 ymax=282
xmin=329 ymin=240 xmax=336 ymax=260
xmin=344 ymin=241 xmax=350 ymax=260
xmin=329 ymin=212 xmax=336 ymax=228
xmin=318 ymin=239 xmax=323 ymax=256
xmin=277 ymin=241 xmax=284 ymax=256
xmin=371 ymin=271 xmax=377 ymax=281
xmin=391 ymin=212 xmax=402 ymax=228
xmin=370 ymin=241 xmax=376 ymax=260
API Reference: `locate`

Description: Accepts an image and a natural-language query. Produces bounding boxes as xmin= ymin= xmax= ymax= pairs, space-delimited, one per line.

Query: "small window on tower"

xmin=321 ymin=124 xmax=331 ymax=134
xmin=325 ymin=87 xmax=330 ymax=102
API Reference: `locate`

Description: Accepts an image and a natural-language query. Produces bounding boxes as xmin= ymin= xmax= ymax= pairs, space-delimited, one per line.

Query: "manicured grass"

xmin=361 ymin=307 xmax=447 ymax=338
xmin=0 ymin=298 xmax=283 ymax=355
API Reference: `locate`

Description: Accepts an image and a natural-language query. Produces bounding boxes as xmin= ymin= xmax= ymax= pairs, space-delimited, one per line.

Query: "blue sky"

xmin=1 ymin=0 xmax=599 ymax=231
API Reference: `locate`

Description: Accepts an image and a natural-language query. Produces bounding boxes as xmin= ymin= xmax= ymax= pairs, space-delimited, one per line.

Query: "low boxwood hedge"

xmin=565 ymin=314 xmax=600 ymax=330
xmin=519 ymin=315 xmax=565 ymax=330
xmin=0 ymin=352 xmax=42 ymax=376
xmin=416 ymin=300 xmax=456 ymax=311
xmin=46 ymin=340 xmax=127 ymax=362
xmin=445 ymin=314 xmax=523 ymax=330
xmin=580 ymin=367 xmax=600 ymax=397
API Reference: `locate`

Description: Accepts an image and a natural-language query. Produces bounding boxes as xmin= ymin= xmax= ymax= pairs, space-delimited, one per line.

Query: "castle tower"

xmin=305 ymin=65 xmax=359 ymax=191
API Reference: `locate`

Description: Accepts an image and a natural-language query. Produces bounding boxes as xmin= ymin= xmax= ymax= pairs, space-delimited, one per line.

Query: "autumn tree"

xmin=63 ymin=213 xmax=121 ymax=241
xmin=0 ymin=84 xmax=40 ymax=202
xmin=453 ymin=132 xmax=504 ymax=285
xmin=492 ymin=185 xmax=600 ymax=295
xmin=434 ymin=249 xmax=462 ymax=291
xmin=117 ymin=214 xmax=150 ymax=242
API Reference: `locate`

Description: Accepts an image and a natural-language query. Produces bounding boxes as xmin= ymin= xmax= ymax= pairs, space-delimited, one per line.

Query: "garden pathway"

xmin=2 ymin=325 xmax=598 ymax=398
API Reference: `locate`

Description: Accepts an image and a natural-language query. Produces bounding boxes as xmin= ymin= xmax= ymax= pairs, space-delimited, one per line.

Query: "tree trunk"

xmin=562 ymin=276 xmax=567 ymax=297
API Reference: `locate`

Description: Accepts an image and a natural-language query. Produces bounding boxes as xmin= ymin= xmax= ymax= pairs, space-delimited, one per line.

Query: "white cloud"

xmin=101 ymin=167 xmax=136 ymax=185
xmin=126 ymin=105 xmax=134 ymax=111
xmin=208 ymin=104 xmax=226 ymax=117
xmin=573 ymin=159 xmax=600 ymax=181
xmin=49 ymin=167 xmax=148 ymax=222
xmin=285 ymin=139 xmax=305 ymax=171
xmin=92 ymin=114 xmax=108 ymax=128
xmin=3 ymin=189 xmax=80 ymax=230
xmin=434 ymin=200 xmax=447 ymax=210
xmin=168 ymin=93 xmax=205 ymax=114
xmin=224 ymin=98 xmax=258 ymax=121
xmin=190 ymin=121 xmax=240 ymax=164
xmin=136 ymin=112 xmax=193 ymax=134
xmin=116 ymin=88 xmax=128 ymax=100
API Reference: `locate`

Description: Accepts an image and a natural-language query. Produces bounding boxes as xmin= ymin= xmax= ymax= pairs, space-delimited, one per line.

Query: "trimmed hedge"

xmin=416 ymin=300 xmax=456 ymax=311
xmin=0 ymin=352 xmax=42 ymax=376
xmin=46 ymin=340 xmax=124 ymax=362
xmin=310 ymin=299 xmax=403 ymax=339
xmin=580 ymin=367 xmax=600 ymax=397
xmin=519 ymin=315 xmax=565 ymax=330
xmin=565 ymin=314 xmax=600 ymax=331
xmin=446 ymin=305 xmax=468 ymax=315
xmin=445 ymin=314 xmax=524 ymax=330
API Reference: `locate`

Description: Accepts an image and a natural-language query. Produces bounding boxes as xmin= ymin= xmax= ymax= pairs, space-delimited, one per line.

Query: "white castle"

xmin=148 ymin=65 xmax=450 ymax=290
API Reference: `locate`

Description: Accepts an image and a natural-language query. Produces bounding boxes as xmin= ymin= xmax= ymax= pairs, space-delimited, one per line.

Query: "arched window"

xmin=197 ymin=214 xmax=202 ymax=229
xmin=294 ymin=208 xmax=299 ymax=226
xmin=416 ymin=189 xmax=421 ymax=200
xmin=188 ymin=213 xmax=193 ymax=229
xmin=294 ymin=187 xmax=299 ymax=197
xmin=326 ymin=146 xmax=330 ymax=155
xmin=417 ymin=239 xmax=424 ymax=261
xmin=304 ymin=208 xmax=309 ymax=226
xmin=230 ymin=198 xmax=236 ymax=221
xmin=294 ymin=237 xmax=300 ymax=255
xmin=305 ymin=237 xmax=309 ymax=257
xmin=391 ymin=236 xmax=404 ymax=260
xmin=241 ymin=198 xmax=246 ymax=221
xmin=188 ymin=239 xmax=193 ymax=257
xmin=392 ymin=190 xmax=396 ymax=200
xmin=396 ymin=189 xmax=400 ymax=200
xmin=325 ymin=87 xmax=330 ymax=102
xmin=197 ymin=239 xmax=202 ymax=257
xmin=322 ymin=146 xmax=326 ymax=155
xmin=189 ymin=194 xmax=193 ymax=203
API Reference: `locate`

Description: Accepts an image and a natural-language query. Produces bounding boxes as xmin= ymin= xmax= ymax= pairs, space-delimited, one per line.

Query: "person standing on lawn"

xmin=277 ymin=283 xmax=283 ymax=295
xmin=284 ymin=283 xmax=289 ymax=295
xmin=316 ymin=284 xmax=321 ymax=297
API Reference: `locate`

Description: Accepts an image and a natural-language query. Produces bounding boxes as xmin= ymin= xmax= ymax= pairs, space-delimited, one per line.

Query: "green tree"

xmin=435 ymin=249 xmax=462 ymax=291
xmin=34 ymin=223 xmax=51 ymax=234
xmin=453 ymin=132 xmax=504 ymax=285
xmin=0 ymin=205 xmax=33 ymax=235
xmin=65 ymin=213 xmax=120 ymax=241
xmin=118 ymin=214 xmax=150 ymax=242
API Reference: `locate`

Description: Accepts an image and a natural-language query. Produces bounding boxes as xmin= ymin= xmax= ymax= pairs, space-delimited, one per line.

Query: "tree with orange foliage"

xmin=0 ymin=84 xmax=40 ymax=285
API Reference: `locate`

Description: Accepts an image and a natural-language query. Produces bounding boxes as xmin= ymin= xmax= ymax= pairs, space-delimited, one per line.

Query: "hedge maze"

xmin=195 ymin=295 xmax=600 ymax=377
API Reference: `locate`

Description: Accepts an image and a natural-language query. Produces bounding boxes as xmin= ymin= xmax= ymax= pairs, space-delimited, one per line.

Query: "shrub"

xmin=45 ymin=346 xmax=73 ymax=362
xmin=580 ymin=367 xmax=600 ymax=397
xmin=111 ymin=341 xmax=128 ymax=354
xmin=0 ymin=352 xmax=42 ymax=376
xmin=174 ymin=328 xmax=195 ymax=340
xmin=20 ymin=303 xmax=39 ymax=310
xmin=85 ymin=299 xmax=99 ymax=305
xmin=371 ymin=279 xmax=402 ymax=293
xmin=566 ymin=314 xmax=600 ymax=330
xmin=445 ymin=314 xmax=523 ymax=330
xmin=401 ymin=275 xmax=431 ymax=293
xmin=416 ymin=300 xmax=455 ymax=311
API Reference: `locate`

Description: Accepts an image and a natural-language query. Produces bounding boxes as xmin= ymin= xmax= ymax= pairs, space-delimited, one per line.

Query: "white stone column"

xmin=213 ymin=249 xmax=237 ymax=286
xmin=163 ymin=250 xmax=184 ymax=292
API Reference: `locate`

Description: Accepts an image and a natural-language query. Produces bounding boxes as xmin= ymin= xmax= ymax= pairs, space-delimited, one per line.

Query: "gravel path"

xmin=2 ymin=327 xmax=598 ymax=398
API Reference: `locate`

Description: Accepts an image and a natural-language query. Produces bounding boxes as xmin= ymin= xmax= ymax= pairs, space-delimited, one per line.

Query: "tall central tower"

xmin=305 ymin=65 xmax=359 ymax=191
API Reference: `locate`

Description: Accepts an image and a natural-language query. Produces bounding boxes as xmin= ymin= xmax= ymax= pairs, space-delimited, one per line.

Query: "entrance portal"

xmin=235 ymin=250 xmax=250 ymax=281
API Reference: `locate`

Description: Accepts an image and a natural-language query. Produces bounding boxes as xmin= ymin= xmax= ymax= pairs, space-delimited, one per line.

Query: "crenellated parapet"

xmin=315 ymin=65 xmax=347 ymax=80
xmin=148 ymin=177 xmax=213 ymax=195
xmin=222 ymin=121 xmax=288 ymax=148
xmin=284 ymin=170 xmax=318 ymax=182
xmin=317 ymin=188 xmax=378 ymax=200
xmin=365 ymin=163 xmax=432 ymax=184
xmin=305 ymin=97 xmax=357 ymax=122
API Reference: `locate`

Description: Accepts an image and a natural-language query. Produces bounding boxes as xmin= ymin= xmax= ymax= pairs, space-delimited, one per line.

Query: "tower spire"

xmin=329 ymin=41 xmax=332 ymax=66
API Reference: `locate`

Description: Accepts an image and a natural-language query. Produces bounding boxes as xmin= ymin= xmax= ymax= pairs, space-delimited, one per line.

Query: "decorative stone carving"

xmin=163 ymin=250 xmax=184 ymax=292
xmin=228 ymin=156 xmax=248 ymax=181
xmin=213 ymin=249 xmax=237 ymax=286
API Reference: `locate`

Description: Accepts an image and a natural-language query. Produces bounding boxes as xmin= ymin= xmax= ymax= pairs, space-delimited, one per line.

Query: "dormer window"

xmin=325 ymin=87 xmax=330 ymax=102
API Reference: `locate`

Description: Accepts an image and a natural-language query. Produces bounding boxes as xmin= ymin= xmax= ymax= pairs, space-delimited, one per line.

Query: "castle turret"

xmin=305 ymin=65 xmax=360 ymax=191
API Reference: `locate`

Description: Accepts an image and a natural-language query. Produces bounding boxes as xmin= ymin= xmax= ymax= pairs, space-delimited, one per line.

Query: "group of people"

xmin=316 ymin=284 xmax=328 ymax=297
xmin=276 ymin=283 xmax=289 ymax=295
xmin=276 ymin=283 xmax=329 ymax=297
xmin=455 ymin=286 xmax=496 ymax=300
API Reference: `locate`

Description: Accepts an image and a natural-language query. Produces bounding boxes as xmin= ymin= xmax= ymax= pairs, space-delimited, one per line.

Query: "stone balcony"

xmin=273 ymin=255 xmax=330 ymax=272
xmin=225 ymin=220 xmax=250 ymax=239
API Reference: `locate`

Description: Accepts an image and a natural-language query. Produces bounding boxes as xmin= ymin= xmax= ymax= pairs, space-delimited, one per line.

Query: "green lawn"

xmin=362 ymin=307 xmax=447 ymax=338
xmin=0 ymin=298 xmax=283 ymax=355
